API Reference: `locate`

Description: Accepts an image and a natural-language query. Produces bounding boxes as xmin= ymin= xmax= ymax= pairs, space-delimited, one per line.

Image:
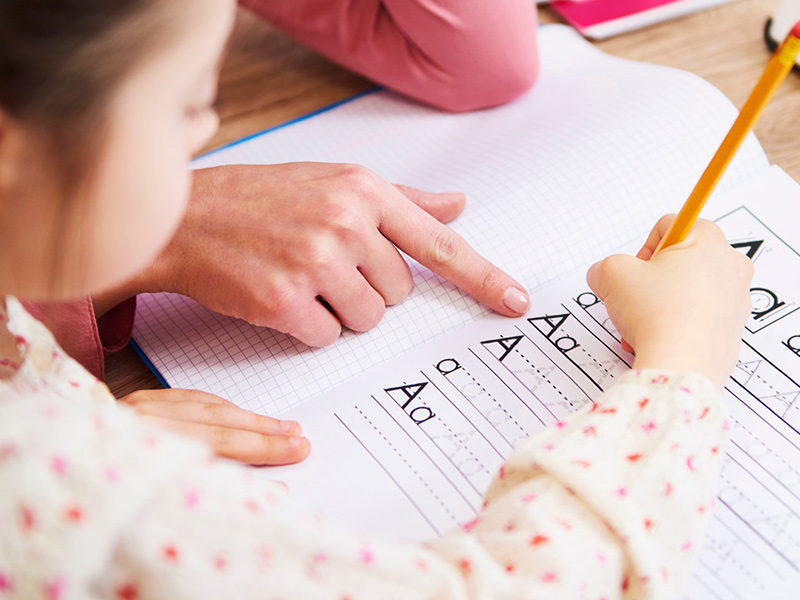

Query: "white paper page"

xmin=276 ymin=167 xmax=800 ymax=599
xmin=133 ymin=25 xmax=769 ymax=416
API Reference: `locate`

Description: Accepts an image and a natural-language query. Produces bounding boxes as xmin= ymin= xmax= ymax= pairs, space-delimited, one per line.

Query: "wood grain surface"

xmin=106 ymin=0 xmax=800 ymax=398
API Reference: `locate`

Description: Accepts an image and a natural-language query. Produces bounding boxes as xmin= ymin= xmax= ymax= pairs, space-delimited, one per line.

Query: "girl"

xmin=0 ymin=1 xmax=753 ymax=599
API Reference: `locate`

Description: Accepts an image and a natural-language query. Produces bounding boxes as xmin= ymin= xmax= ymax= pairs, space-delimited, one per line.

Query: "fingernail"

xmin=280 ymin=420 xmax=301 ymax=435
xmin=290 ymin=436 xmax=309 ymax=449
xmin=503 ymin=286 xmax=529 ymax=314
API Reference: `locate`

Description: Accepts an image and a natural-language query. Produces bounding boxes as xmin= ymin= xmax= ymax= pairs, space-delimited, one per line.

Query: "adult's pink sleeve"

xmin=21 ymin=297 xmax=136 ymax=382
xmin=240 ymin=0 xmax=540 ymax=112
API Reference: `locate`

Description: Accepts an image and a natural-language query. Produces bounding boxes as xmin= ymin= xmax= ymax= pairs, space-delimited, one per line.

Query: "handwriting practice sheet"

xmin=133 ymin=26 xmax=770 ymax=417
xmin=278 ymin=167 xmax=800 ymax=599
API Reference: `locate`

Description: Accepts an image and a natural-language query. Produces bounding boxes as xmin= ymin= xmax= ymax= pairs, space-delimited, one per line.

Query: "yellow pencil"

xmin=654 ymin=21 xmax=800 ymax=255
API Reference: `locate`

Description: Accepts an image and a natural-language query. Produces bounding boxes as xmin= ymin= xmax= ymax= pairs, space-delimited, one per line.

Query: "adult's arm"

xmin=241 ymin=0 xmax=540 ymax=112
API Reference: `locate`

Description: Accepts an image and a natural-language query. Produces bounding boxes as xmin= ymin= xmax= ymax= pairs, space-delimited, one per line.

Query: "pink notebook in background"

xmin=551 ymin=0 xmax=740 ymax=39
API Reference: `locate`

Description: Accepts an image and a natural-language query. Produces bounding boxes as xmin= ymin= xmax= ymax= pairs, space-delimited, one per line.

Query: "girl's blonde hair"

xmin=0 ymin=0 xmax=173 ymax=295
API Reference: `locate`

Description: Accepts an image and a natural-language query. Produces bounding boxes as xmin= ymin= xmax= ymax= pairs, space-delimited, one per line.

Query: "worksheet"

xmin=277 ymin=167 xmax=800 ymax=599
xmin=132 ymin=26 xmax=770 ymax=417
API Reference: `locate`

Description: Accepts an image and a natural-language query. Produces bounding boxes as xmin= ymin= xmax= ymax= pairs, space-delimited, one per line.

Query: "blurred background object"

xmin=765 ymin=0 xmax=800 ymax=68
xmin=551 ymin=0 xmax=741 ymax=39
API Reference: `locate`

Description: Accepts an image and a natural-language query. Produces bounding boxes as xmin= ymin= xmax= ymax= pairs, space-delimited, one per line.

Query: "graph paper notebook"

xmin=133 ymin=25 xmax=771 ymax=418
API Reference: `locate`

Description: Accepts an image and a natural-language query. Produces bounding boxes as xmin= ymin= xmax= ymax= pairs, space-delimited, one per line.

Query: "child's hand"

xmin=119 ymin=389 xmax=309 ymax=465
xmin=586 ymin=215 xmax=754 ymax=390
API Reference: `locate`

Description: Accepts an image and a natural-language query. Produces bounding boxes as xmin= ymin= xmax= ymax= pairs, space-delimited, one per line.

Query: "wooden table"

xmin=106 ymin=0 xmax=800 ymax=398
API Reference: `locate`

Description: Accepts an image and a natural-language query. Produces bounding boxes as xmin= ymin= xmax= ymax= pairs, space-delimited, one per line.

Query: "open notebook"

xmin=133 ymin=25 xmax=769 ymax=417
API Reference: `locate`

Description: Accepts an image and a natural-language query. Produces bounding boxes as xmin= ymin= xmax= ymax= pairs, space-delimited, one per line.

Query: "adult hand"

xmin=101 ymin=163 xmax=529 ymax=346
xmin=586 ymin=215 xmax=753 ymax=390
xmin=120 ymin=388 xmax=309 ymax=465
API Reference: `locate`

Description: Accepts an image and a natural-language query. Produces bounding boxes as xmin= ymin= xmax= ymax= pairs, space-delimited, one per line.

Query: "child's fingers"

xmin=121 ymin=389 xmax=307 ymax=464
xmin=586 ymin=253 xmax=642 ymax=301
xmin=141 ymin=415 xmax=310 ymax=465
xmin=130 ymin=398 xmax=301 ymax=437
xmin=214 ymin=396 xmax=302 ymax=433
xmin=636 ymin=215 xmax=727 ymax=261
xmin=636 ymin=214 xmax=678 ymax=260
xmin=688 ymin=218 xmax=732 ymax=248
xmin=123 ymin=388 xmax=227 ymax=405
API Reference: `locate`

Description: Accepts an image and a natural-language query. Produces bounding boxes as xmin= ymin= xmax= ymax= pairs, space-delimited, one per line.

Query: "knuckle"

xmin=425 ymin=229 xmax=460 ymax=268
xmin=595 ymin=256 xmax=617 ymax=280
xmin=258 ymin=435 xmax=283 ymax=460
xmin=251 ymin=413 xmax=278 ymax=436
xmin=260 ymin=287 xmax=298 ymax=322
xmin=657 ymin=213 xmax=677 ymax=233
xmin=695 ymin=217 xmax=715 ymax=228
xmin=475 ymin=265 xmax=502 ymax=298
xmin=399 ymin=272 xmax=414 ymax=299
xmin=211 ymin=426 xmax=232 ymax=449
xmin=697 ymin=219 xmax=725 ymax=241
xmin=384 ymin=271 xmax=413 ymax=306
xmin=339 ymin=164 xmax=380 ymax=197
xmin=323 ymin=204 xmax=363 ymax=240
xmin=247 ymin=411 xmax=266 ymax=431
xmin=120 ymin=390 xmax=147 ymax=406
xmin=356 ymin=297 xmax=386 ymax=332
xmin=304 ymin=318 xmax=342 ymax=348
xmin=593 ymin=255 xmax=627 ymax=289
xmin=305 ymin=243 xmax=334 ymax=271
xmin=201 ymin=402 xmax=224 ymax=422
xmin=292 ymin=234 xmax=328 ymax=271
xmin=318 ymin=321 xmax=343 ymax=346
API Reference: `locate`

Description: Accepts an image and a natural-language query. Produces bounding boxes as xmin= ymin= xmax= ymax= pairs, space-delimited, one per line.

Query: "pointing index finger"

xmin=378 ymin=187 xmax=529 ymax=317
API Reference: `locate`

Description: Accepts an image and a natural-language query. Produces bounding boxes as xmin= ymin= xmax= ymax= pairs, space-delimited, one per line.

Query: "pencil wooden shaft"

xmin=654 ymin=34 xmax=800 ymax=254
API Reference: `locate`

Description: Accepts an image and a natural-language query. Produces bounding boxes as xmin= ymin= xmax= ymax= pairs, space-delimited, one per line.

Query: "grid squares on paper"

xmin=133 ymin=27 xmax=770 ymax=417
